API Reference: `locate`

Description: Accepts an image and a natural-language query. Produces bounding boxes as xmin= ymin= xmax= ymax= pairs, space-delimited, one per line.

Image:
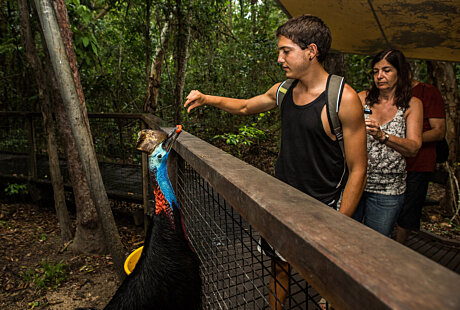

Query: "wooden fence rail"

xmin=171 ymin=128 xmax=460 ymax=310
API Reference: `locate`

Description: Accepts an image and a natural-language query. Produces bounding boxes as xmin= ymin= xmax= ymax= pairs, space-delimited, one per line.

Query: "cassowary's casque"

xmin=103 ymin=126 xmax=202 ymax=310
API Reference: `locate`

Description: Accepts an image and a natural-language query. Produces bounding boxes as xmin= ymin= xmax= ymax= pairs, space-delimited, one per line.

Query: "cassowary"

xmin=103 ymin=126 xmax=202 ymax=310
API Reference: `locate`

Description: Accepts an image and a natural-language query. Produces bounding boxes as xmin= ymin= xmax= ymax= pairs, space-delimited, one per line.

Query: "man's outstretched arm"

xmin=184 ymin=83 xmax=281 ymax=115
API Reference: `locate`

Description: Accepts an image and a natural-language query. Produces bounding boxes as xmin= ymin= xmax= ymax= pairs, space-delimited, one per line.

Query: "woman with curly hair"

xmin=352 ymin=49 xmax=423 ymax=237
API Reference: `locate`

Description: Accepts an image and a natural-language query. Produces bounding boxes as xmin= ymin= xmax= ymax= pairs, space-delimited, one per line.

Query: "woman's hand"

xmin=365 ymin=118 xmax=385 ymax=142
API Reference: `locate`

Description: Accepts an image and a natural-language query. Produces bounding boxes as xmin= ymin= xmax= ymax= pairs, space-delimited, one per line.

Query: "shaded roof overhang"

xmin=275 ymin=0 xmax=460 ymax=62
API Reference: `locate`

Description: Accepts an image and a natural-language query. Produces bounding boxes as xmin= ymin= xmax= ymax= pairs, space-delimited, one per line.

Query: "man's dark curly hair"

xmin=276 ymin=14 xmax=331 ymax=63
xmin=366 ymin=49 xmax=412 ymax=109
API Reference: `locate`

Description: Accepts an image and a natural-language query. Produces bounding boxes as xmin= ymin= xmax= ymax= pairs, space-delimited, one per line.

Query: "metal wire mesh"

xmin=0 ymin=113 xmax=144 ymax=201
xmin=88 ymin=117 xmax=143 ymax=200
xmin=0 ymin=114 xmax=34 ymax=177
xmin=0 ymin=115 xmax=30 ymax=154
xmin=89 ymin=117 xmax=142 ymax=165
xmin=178 ymin=162 xmax=328 ymax=310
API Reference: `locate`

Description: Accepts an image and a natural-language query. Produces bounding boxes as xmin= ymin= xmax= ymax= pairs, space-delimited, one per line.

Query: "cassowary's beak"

xmin=162 ymin=125 xmax=182 ymax=152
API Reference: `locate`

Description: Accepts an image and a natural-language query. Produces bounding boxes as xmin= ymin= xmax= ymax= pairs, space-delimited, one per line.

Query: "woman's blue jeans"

xmin=352 ymin=191 xmax=404 ymax=237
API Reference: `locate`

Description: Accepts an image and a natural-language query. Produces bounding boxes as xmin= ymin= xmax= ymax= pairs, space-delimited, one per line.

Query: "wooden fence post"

xmin=141 ymin=120 xmax=151 ymax=233
xmin=26 ymin=114 xmax=37 ymax=180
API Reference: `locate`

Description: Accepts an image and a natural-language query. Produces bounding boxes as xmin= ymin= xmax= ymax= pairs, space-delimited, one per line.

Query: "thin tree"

xmin=55 ymin=0 xmax=108 ymax=252
xmin=144 ymin=14 xmax=172 ymax=114
xmin=34 ymin=0 xmax=125 ymax=280
xmin=18 ymin=0 xmax=73 ymax=242
xmin=429 ymin=61 xmax=460 ymax=223
xmin=173 ymin=0 xmax=192 ymax=124
xmin=30 ymin=0 xmax=107 ymax=254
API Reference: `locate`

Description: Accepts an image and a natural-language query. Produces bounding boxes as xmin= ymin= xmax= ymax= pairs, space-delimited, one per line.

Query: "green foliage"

xmin=213 ymin=123 xmax=266 ymax=157
xmin=0 ymin=37 xmax=17 ymax=55
xmin=20 ymin=259 xmax=67 ymax=290
xmin=3 ymin=0 xmax=459 ymax=170
xmin=4 ymin=183 xmax=28 ymax=196
xmin=67 ymin=0 xmax=100 ymax=65
xmin=214 ymin=124 xmax=265 ymax=147
xmin=0 ymin=128 xmax=29 ymax=153
xmin=410 ymin=59 xmax=429 ymax=82
xmin=0 ymin=0 xmax=38 ymax=111
xmin=345 ymin=54 xmax=373 ymax=92
xmin=181 ymin=0 xmax=286 ymax=143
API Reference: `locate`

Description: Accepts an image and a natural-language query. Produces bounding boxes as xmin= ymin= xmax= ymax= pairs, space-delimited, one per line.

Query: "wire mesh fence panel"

xmin=89 ymin=117 xmax=143 ymax=200
xmin=89 ymin=117 xmax=141 ymax=165
xmin=0 ymin=115 xmax=31 ymax=154
xmin=0 ymin=113 xmax=145 ymax=202
xmin=178 ymin=162 xmax=329 ymax=310
xmin=0 ymin=114 xmax=37 ymax=178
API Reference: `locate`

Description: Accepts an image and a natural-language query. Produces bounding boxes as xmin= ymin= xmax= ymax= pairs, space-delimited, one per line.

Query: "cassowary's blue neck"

xmin=149 ymin=153 xmax=177 ymax=210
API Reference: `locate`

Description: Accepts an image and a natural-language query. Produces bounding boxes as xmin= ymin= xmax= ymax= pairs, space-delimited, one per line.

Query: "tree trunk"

xmin=53 ymin=0 xmax=109 ymax=252
xmin=33 ymin=0 xmax=106 ymax=254
xmin=144 ymin=16 xmax=172 ymax=114
xmin=428 ymin=61 xmax=459 ymax=216
xmin=174 ymin=1 xmax=191 ymax=124
xmin=145 ymin=0 xmax=151 ymax=93
xmin=324 ymin=52 xmax=346 ymax=77
xmin=408 ymin=60 xmax=422 ymax=81
xmin=34 ymin=0 xmax=125 ymax=280
xmin=228 ymin=0 xmax=232 ymax=33
xmin=18 ymin=0 xmax=73 ymax=242
xmin=250 ymin=0 xmax=256 ymax=36
xmin=53 ymin=0 xmax=91 ymax=134
xmin=239 ymin=0 xmax=244 ymax=18
xmin=54 ymin=99 xmax=107 ymax=254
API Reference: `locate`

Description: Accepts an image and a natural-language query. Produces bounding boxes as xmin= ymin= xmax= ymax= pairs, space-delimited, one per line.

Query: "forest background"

xmin=3 ymin=0 xmax=458 ymax=164
xmin=1 ymin=0 xmax=460 ymax=263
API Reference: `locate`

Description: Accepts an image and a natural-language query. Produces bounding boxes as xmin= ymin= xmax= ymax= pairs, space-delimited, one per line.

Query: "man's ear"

xmin=307 ymin=43 xmax=319 ymax=61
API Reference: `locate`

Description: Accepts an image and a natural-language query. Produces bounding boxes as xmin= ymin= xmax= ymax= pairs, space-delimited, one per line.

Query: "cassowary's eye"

xmin=157 ymin=154 xmax=162 ymax=160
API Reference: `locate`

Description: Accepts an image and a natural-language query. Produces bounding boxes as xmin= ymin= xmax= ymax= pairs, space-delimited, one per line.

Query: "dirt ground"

xmin=0 ymin=200 xmax=145 ymax=310
xmin=420 ymin=183 xmax=460 ymax=241
xmin=0 ymin=183 xmax=458 ymax=310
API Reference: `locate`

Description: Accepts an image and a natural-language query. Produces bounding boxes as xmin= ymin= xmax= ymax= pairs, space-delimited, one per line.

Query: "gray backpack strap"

xmin=327 ymin=74 xmax=347 ymax=189
xmin=327 ymin=74 xmax=345 ymax=158
xmin=276 ymin=79 xmax=295 ymax=107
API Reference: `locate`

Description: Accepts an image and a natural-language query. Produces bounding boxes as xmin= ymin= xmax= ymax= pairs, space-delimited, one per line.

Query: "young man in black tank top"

xmin=184 ymin=14 xmax=367 ymax=310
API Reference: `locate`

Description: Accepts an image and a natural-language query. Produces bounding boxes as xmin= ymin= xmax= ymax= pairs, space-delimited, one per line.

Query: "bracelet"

xmin=380 ymin=133 xmax=390 ymax=144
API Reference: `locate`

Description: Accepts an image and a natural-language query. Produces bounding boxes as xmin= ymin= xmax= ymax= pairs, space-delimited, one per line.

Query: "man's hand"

xmin=184 ymin=90 xmax=207 ymax=113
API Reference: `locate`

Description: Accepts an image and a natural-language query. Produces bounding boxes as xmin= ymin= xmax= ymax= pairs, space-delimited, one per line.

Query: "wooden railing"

xmin=170 ymin=129 xmax=460 ymax=310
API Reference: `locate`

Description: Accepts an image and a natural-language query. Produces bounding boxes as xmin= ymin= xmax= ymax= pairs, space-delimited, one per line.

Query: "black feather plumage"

xmin=104 ymin=209 xmax=201 ymax=310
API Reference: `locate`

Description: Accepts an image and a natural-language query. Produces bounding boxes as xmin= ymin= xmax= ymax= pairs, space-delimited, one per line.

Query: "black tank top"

xmin=275 ymin=79 xmax=347 ymax=208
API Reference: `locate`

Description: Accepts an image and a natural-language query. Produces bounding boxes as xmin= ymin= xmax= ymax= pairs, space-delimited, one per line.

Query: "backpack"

xmin=276 ymin=75 xmax=346 ymax=160
xmin=436 ymin=138 xmax=449 ymax=163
